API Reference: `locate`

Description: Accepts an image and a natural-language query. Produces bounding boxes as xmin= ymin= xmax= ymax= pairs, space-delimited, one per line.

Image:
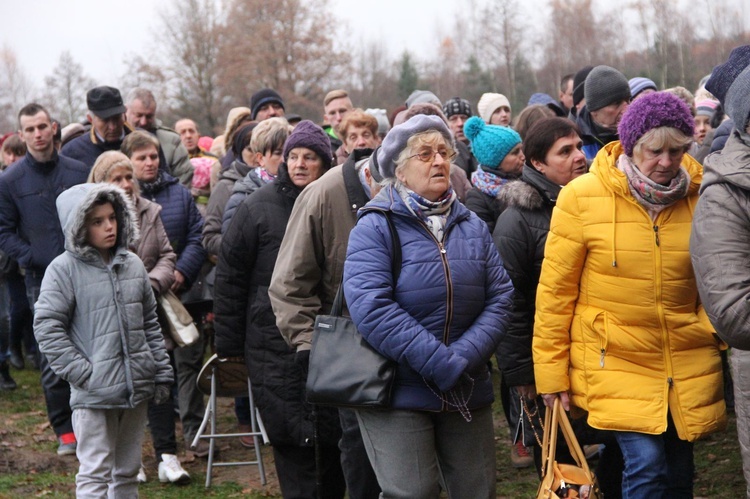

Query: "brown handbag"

xmin=537 ymin=398 xmax=601 ymax=499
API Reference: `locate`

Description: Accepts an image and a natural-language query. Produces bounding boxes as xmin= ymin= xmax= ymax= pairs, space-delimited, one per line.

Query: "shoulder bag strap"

xmin=331 ymin=210 xmax=401 ymax=316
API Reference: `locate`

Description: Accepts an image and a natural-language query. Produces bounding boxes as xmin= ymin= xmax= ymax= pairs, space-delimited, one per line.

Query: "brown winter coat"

xmin=134 ymin=196 xmax=176 ymax=295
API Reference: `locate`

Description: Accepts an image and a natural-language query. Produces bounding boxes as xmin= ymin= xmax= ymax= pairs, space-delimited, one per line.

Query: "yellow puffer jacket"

xmin=533 ymin=141 xmax=726 ymax=442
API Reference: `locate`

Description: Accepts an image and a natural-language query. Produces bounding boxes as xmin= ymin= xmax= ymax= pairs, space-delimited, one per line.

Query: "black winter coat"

xmin=213 ymin=165 xmax=341 ymax=447
xmin=492 ymin=165 xmax=560 ymax=386
xmin=465 ymin=188 xmax=506 ymax=233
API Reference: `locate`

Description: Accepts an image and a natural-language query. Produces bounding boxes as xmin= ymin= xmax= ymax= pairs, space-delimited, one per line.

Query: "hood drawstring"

xmin=611 ymin=191 xmax=617 ymax=267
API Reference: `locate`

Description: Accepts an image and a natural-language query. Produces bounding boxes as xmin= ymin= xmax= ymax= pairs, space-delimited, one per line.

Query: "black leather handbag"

xmin=305 ymin=211 xmax=400 ymax=408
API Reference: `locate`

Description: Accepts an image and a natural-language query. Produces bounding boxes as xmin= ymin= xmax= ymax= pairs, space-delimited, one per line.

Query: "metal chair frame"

xmin=191 ymin=358 xmax=269 ymax=488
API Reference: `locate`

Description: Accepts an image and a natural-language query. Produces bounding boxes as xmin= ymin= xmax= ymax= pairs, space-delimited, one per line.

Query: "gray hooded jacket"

xmin=691 ymin=130 xmax=750 ymax=350
xmin=33 ymin=183 xmax=173 ymax=410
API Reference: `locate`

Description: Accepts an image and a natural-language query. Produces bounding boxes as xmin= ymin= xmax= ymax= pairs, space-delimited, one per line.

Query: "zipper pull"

xmin=668 ymin=377 xmax=673 ymax=387
xmin=653 ymin=225 xmax=660 ymax=246
xmin=600 ymin=349 xmax=606 ymax=368
xmin=438 ymin=242 xmax=446 ymax=254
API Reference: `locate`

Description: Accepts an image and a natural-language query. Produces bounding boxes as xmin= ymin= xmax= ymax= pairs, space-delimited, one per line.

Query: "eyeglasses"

xmin=408 ymin=147 xmax=457 ymax=163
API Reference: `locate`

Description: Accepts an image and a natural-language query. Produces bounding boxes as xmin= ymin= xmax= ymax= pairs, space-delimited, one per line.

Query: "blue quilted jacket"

xmin=343 ymin=185 xmax=514 ymax=411
xmin=140 ymin=173 xmax=206 ymax=286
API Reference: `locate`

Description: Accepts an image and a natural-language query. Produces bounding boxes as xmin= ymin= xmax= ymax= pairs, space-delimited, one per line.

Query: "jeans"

xmin=356 ymin=406 xmax=496 ymax=499
xmin=614 ymin=413 xmax=694 ymax=498
xmin=28 ymin=271 xmax=74 ymax=436
xmin=8 ymin=271 xmax=35 ymax=359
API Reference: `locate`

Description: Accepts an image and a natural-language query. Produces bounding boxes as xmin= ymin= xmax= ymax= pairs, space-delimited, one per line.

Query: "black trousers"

xmin=273 ymin=443 xmax=346 ymax=499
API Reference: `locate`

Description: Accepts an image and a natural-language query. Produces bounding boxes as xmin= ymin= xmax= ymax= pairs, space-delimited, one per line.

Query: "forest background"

xmin=0 ymin=0 xmax=748 ymax=134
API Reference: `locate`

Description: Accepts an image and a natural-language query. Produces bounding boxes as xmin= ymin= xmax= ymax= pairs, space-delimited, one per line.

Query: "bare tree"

xmin=218 ymin=0 xmax=349 ymax=116
xmin=0 ymin=46 xmax=33 ymax=131
xmin=43 ymin=51 xmax=96 ymax=126
xmin=157 ymin=0 xmax=223 ymax=133
xmin=483 ymin=0 xmax=523 ymax=102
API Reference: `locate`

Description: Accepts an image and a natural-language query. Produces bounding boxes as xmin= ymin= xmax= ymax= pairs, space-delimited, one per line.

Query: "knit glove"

xmin=153 ymin=384 xmax=171 ymax=406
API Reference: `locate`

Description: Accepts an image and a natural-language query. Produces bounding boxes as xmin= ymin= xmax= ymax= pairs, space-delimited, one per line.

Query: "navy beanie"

xmin=283 ymin=120 xmax=333 ymax=171
xmin=706 ymin=45 xmax=750 ymax=130
xmin=463 ymin=116 xmax=521 ymax=169
xmin=250 ymin=88 xmax=285 ymax=120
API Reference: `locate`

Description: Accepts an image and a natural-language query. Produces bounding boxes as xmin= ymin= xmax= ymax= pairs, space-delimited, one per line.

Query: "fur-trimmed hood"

xmin=56 ymin=183 xmax=139 ymax=262
xmin=496 ymin=164 xmax=561 ymax=211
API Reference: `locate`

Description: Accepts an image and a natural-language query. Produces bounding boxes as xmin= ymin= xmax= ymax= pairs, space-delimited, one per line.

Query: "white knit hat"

xmin=477 ymin=93 xmax=511 ymax=123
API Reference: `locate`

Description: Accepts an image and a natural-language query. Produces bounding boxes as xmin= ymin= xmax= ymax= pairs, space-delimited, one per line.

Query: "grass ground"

xmin=0 ymin=364 xmax=744 ymax=498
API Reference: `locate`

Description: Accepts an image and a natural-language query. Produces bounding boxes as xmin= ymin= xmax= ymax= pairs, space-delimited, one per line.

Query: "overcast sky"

xmin=3 ymin=0 xmax=749 ymax=87
xmin=1 ymin=0 xmax=550 ymax=85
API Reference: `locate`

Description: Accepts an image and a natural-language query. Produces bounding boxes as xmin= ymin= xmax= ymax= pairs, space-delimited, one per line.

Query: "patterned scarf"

xmin=617 ymin=154 xmax=690 ymax=214
xmin=471 ymin=164 xmax=513 ymax=197
xmin=256 ymin=167 xmax=276 ymax=185
xmin=138 ymin=171 xmax=169 ymax=197
xmin=395 ymin=183 xmax=456 ymax=242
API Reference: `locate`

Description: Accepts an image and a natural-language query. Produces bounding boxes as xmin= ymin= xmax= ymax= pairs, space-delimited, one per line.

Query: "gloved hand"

xmin=295 ymin=349 xmax=311 ymax=378
xmin=153 ymin=384 xmax=171 ymax=406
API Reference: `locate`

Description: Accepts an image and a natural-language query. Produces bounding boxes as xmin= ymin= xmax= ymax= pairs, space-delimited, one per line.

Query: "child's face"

xmin=86 ymin=202 xmax=118 ymax=258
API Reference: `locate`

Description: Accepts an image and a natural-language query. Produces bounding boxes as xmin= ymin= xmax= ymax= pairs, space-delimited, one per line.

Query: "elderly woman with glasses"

xmin=343 ymin=115 xmax=514 ymax=498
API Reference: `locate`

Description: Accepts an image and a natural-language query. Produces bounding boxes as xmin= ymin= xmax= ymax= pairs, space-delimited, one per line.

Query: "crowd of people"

xmin=2 ymin=44 xmax=750 ymax=498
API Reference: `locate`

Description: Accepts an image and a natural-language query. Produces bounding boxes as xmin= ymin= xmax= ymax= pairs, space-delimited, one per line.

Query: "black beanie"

xmin=584 ymin=66 xmax=631 ymax=112
xmin=706 ymin=45 xmax=750 ymax=130
xmin=250 ymin=88 xmax=285 ymax=120
xmin=572 ymin=66 xmax=594 ymax=109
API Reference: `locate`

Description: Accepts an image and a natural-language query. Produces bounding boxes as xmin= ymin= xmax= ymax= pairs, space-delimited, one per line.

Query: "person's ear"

xmin=86 ymin=113 xmax=93 ymax=124
xmin=530 ymin=158 xmax=545 ymax=172
xmin=255 ymin=151 xmax=264 ymax=167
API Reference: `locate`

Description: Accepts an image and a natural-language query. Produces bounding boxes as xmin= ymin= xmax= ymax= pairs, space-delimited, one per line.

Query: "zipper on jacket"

xmin=653 ymin=225 xmax=660 ymax=246
xmin=416 ymin=219 xmax=454 ymax=409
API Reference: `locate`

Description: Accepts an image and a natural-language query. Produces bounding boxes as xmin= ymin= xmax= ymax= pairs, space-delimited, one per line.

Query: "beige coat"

xmin=269 ymin=163 xmax=368 ymax=351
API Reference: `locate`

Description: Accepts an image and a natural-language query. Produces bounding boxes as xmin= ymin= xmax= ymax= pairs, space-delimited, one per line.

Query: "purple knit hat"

xmin=618 ymin=91 xmax=695 ymax=157
xmin=283 ymin=120 xmax=333 ymax=170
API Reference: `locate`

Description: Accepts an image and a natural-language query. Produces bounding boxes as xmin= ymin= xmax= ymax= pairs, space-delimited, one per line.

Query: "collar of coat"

xmin=590 ymin=141 xmax=702 ymax=199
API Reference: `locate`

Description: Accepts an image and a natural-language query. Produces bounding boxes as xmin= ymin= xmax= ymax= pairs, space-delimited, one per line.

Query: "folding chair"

xmin=191 ymin=354 xmax=269 ymax=488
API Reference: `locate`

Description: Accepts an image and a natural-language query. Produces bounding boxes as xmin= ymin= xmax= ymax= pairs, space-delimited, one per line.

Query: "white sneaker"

xmin=157 ymin=454 xmax=191 ymax=484
xmin=137 ymin=464 xmax=147 ymax=483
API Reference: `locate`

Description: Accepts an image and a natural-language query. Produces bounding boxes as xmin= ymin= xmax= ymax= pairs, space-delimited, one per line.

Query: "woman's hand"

xmin=541 ymin=391 xmax=570 ymax=411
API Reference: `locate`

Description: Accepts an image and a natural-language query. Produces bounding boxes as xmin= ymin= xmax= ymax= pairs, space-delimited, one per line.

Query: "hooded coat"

xmin=343 ymin=185 xmax=514 ymax=411
xmin=33 ymin=184 xmax=173 ymax=410
xmin=492 ymin=165 xmax=560 ymax=386
xmin=214 ymin=164 xmax=341 ymax=447
xmin=691 ymin=130 xmax=750 ymax=350
xmin=533 ymin=141 xmax=726 ymax=442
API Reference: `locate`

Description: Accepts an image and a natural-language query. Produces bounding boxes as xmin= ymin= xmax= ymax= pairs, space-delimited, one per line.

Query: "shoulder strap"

xmin=331 ymin=210 xmax=401 ymax=316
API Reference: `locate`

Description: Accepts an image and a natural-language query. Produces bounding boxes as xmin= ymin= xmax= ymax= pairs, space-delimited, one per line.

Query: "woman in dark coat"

xmin=463 ymin=116 xmax=525 ymax=233
xmin=213 ymin=121 xmax=340 ymax=499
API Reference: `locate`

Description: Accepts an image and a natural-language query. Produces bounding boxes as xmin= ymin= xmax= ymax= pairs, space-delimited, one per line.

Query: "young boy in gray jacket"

xmin=34 ymin=183 xmax=173 ymax=497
